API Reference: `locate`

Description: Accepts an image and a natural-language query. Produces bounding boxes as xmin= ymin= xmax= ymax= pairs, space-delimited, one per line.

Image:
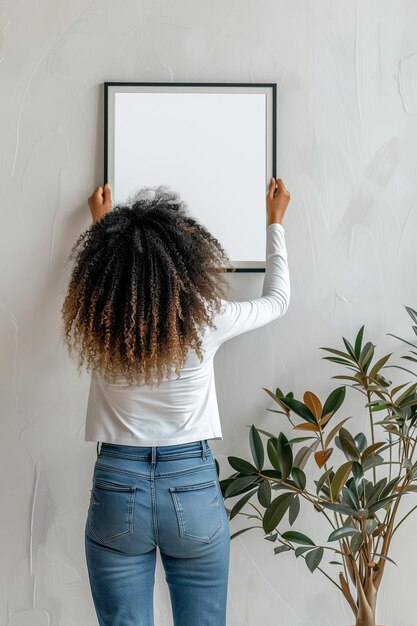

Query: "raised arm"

xmin=207 ymin=178 xmax=291 ymax=347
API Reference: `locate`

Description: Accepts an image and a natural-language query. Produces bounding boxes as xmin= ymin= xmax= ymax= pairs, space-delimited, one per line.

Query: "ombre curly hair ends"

xmin=61 ymin=185 xmax=235 ymax=387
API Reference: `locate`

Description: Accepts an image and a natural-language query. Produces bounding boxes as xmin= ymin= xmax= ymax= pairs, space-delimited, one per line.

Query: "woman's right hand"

xmin=266 ymin=177 xmax=290 ymax=226
xmin=88 ymin=183 xmax=112 ymax=225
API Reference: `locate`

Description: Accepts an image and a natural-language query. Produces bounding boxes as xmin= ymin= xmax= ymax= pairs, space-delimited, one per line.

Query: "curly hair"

xmin=61 ymin=185 xmax=235 ymax=387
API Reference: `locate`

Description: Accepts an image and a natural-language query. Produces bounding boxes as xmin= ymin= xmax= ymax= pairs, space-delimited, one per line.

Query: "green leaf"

xmin=366 ymin=478 xmax=388 ymax=506
xmin=278 ymin=397 xmax=318 ymax=424
xmin=305 ymin=547 xmax=324 ymax=572
xmin=262 ymin=387 xmax=291 ymax=413
xmin=320 ymin=501 xmax=362 ymax=519
xmin=350 ymin=532 xmax=364 ymax=553
xmin=319 ymin=347 xmax=354 ymax=361
xmin=365 ymin=519 xmax=378 ymax=534
xmin=281 ymin=531 xmax=315 ymax=546
xmin=405 ymin=305 xmax=417 ymax=324
xmin=260 ymin=469 xmax=284 ymax=481
xmin=249 ymin=425 xmax=264 ymax=471
xmin=224 ymin=475 xmax=260 ymax=498
xmin=325 ymin=417 xmax=352 ymax=448
xmin=354 ymin=433 xmax=367 ymax=453
xmin=349 ymin=472 xmax=364 ymax=495
xmin=267 ymin=438 xmax=281 ymax=470
xmin=328 ymin=527 xmax=358 ymax=542
xmin=361 ymin=442 xmax=385 ymax=464
xmin=230 ymin=526 xmax=260 ymax=540
xmin=331 ymin=462 xmax=353 ymax=499
xmin=264 ymin=532 xmax=277 ymax=542
xmin=292 ymin=467 xmax=307 ymax=490
xmin=257 ymin=478 xmax=272 ymax=508
xmin=342 ymin=486 xmax=360 ymax=510
xmin=322 ymin=386 xmax=346 ymax=419
xmin=337 ymin=428 xmax=360 ymax=460
xmin=228 ymin=456 xmax=258 ymax=475
xmin=294 ymin=440 xmax=319 ymax=470
xmin=318 ymin=484 xmax=330 ymax=498
xmin=363 ymin=453 xmax=384 ymax=473
xmin=360 ymin=341 xmax=375 ymax=372
xmin=263 ymin=493 xmax=294 ymax=533
xmin=380 ymin=476 xmax=402 ymax=499
xmin=315 ymin=468 xmax=334 ymax=495
xmin=289 ymin=495 xmax=300 ymax=526
xmin=274 ymin=545 xmax=292 ymax=555
xmin=374 ymin=553 xmax=398 ymax=566
xmin=368 ymin=493 xmax=403 ymax=515
xmin=354 ymin=326 xmax=365 ymax=359
xmin=369 ymin=353 xmax=392 ymax=379
xmin=393 ymin=381 xmax=417 ymax=405
xmin=322 ymin=356 xmax=357 ymax=367
xmin=295 ymin=546 xmax=313 ymax=557
xmin=229 ymin=488 xmax=258 ymax=520
xmin=351 ymin=461 xmax=364 ymax=493
xmin=342 ymin=337 xmax=356 ymax=360
xmin=288 ymin=436 xmax=317 ymax=444
xmin=276 ymin=433 xmax=293 ymax=479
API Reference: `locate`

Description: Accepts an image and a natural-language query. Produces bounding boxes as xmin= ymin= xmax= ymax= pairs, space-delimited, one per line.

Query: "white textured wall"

xmin=2 ymin=1 xmax=417 ymax=625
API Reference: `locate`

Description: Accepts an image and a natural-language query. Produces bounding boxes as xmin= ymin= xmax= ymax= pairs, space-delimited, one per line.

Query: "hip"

xmin=86 ymin=439 xmax=229 ymax=550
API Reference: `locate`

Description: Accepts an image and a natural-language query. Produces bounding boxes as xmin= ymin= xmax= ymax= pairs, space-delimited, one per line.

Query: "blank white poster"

xmin=110 ymin=90 xmax=270 ymax=265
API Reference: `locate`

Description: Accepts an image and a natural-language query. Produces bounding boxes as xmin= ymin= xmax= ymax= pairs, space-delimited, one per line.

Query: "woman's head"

xmin=61 ymin=185 xmax=234 ymax=387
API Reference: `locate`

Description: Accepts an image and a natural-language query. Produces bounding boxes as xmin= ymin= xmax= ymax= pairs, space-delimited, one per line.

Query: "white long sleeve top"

xmin=84 ymin=222 xmax=290 ymax=446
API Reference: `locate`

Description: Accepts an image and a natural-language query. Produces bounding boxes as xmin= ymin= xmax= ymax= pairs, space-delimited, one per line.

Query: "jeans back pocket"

xmin=89 ymin=477 xmax=136 ymax=544
xmin=169 ymin=479 xmax=223 ymax=543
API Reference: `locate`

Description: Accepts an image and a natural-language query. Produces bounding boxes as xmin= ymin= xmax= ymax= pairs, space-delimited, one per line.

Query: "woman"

xmin=61 ymin=177 xmax=291 ymax=626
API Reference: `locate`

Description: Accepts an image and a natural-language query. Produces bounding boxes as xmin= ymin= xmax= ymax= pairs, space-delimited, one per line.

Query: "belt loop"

xmin=201 ymin=439 xmax=207 ymax=461
xmin=151 ymin=446 xmax=156 ymax=464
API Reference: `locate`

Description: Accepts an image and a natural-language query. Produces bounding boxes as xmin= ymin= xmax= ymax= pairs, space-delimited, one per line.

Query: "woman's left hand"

xmin=88 ymin=183 xmax=112 ymax=224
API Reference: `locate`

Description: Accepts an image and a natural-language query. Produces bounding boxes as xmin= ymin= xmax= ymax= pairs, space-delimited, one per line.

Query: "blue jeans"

xmin=84 ymin=439 xmax=230 ymax=625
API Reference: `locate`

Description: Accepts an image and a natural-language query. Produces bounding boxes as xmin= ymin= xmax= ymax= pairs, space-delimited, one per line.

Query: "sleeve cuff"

xmin=267 ymin=222 xmax=285 ymax=233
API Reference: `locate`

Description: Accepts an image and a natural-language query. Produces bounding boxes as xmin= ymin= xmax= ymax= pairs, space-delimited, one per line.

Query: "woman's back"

xmin=84 ymin=222 xmax=290 ymax=446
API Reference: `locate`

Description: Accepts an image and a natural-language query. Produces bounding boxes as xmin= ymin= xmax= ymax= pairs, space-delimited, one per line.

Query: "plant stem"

xmin=366 ymin=389 xmax=377 ymax=485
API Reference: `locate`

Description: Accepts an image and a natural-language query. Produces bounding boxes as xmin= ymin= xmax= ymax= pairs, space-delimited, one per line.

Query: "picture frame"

xmin=104 ymin=81 xmax=277 ymax=272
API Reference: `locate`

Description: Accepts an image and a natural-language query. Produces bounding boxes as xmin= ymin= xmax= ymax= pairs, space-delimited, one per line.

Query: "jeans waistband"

xmin=96 ymin=439 xmax=210 ymax=461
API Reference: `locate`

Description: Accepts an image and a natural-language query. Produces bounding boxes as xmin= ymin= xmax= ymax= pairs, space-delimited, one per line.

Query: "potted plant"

xmin=218 ymin=306 xmax=417 ymax=626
